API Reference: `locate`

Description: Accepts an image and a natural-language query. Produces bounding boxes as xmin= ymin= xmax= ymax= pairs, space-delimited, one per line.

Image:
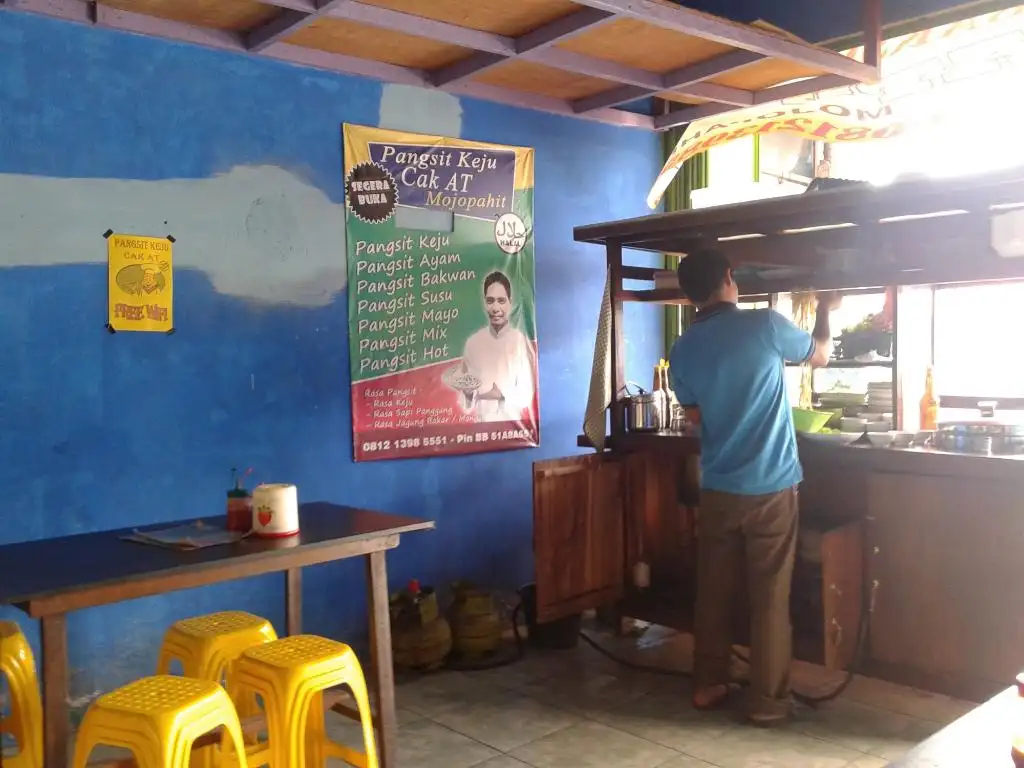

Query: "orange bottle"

xmin=919 ymin=366 xmax=939 ymax=431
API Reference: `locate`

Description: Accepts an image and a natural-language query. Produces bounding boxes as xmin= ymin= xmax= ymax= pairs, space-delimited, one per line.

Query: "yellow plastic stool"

xmin=72 ymin=676 xmax=248 ymax=768
xmin=157 ymin=612 xmax=278 ymax=687
xmin=0 ymin=621 xmax=42 ymax=768
xmin=229 ymin=635 xmax=378 ymax=768
xmin=157 ymin=612 xmax=277 ymax=767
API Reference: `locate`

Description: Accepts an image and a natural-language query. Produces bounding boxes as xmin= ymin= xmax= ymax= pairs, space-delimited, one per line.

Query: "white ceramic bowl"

xmin=802 ymin=432 xmax=849 ymax=445
xmin=889 ymin=431 xmax=915 ymax=448
xmin=867 ymin=432 xmax=896 ymax=448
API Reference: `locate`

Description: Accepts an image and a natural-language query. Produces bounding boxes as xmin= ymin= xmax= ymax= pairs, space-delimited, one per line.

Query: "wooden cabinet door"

xmin=625 ymin=453 xmax=698 ymax=593
xmin=868 ymin=473 xmax=1024 ymax=689
xmin=821 ymin=520 xmax=864 ymax=671
xmin=533 ymin=454 xmax=625 ymax=623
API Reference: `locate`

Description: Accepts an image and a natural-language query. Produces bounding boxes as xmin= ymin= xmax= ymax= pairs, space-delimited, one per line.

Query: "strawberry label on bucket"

xmin=250 ymin=483 xmax=300 ymax=538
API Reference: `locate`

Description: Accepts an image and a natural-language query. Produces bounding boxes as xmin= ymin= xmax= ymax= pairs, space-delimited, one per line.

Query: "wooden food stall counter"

xmin=533 ymin=169 xmax=1024 ymax=702
xmin=534 ymin=432 xmax=865 ymax=675
xmin=801 ymin=442 xmax=1024 ymax=701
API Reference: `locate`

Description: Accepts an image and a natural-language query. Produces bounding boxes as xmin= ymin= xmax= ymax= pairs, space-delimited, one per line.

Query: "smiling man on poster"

xmin=460 ymin=271 xmax=536 ymax=423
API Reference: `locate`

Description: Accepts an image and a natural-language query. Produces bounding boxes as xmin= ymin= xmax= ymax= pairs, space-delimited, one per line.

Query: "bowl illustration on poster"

xmin=442 ymin=365 xmax=482 ymax=407
xmin=494 ymin=213 xmax=527 ymax=255
xmin=116 ymin=263 xmax=169 ymax=295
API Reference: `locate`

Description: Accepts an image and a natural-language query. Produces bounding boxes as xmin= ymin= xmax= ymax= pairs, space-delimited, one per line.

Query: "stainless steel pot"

xmin=936 ymin=405 xmax=1024 ymax=455
xmin=624 ymin=384 xmax=668 ymax=432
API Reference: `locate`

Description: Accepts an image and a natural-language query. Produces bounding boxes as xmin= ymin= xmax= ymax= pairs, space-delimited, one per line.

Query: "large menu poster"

xmin=343 ymin=124 xmax=539 ymax=462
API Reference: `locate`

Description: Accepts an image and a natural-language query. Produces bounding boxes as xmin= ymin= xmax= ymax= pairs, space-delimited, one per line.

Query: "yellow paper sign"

xmin=107 ymin=233 xmax=174 ymax=333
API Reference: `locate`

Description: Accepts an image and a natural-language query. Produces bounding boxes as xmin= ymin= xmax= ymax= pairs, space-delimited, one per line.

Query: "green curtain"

xmin=662 ymin=127 xmax=709 ymax=357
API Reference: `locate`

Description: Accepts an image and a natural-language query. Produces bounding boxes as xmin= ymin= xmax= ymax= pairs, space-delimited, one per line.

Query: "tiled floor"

xmin=326 ymin=625 xmax=977 ymax=768
xmin=6 ymin=624 xmax=977 ymax=766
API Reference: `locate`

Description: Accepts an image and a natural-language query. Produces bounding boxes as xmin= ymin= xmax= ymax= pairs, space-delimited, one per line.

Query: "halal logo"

xmin=494 ymin=213 xmax=528 ymax=255
xmin=345 ymin=162 xmax=398 ymax=224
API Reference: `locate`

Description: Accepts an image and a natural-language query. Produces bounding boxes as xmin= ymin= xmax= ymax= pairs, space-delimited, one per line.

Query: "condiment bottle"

xmin=652 ymin=360 xmax=672 ymax=429
xmin=1012 ymin=673 xmax=1024 ymax=766
xmin=919 ymin=366 xmax=939 ymax=431
xmin=226 ymin=468 xmax=253 ymax=532
xmin=655 ymin=359 xmax=673 ymax=394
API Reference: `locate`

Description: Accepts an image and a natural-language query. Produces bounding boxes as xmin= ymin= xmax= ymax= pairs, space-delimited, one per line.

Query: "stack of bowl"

xmin=866 ymin=382 xmax=894 ymax=418
xmin=817 ymin=391 xmax=868 ymax=417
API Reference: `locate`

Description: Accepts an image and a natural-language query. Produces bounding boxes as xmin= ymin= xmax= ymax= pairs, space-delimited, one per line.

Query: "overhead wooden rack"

xmin=4 ymin=0 xmax=880 ymax=131
xmin=574 ymin=167 xmax=1024 ymax=298
xmin=575 ymin=167 xmax=1024 ymax=452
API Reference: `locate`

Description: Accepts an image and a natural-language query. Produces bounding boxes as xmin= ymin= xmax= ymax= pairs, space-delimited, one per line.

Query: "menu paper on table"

xmin=343 ymin=124 xmax=539 ymax=461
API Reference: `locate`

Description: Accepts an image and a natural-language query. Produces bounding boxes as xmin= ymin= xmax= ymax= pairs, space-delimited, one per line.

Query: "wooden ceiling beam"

xmin=261 ymin=0 xmax=629 ymax=93
xmin=432 ymin=8 xmax=616 ymax=85
xmin=246 ymin=0 xmax=350 ymax=52
xmin=653 ymin=99 xmax=737 ymax=129
xmin=572 ymin=49 xmax=764 ymax=112
xmin=648 ymin=0 xmax=882 ymax=130
xmin=2 ymin=0 xmax=654 ymax=130
xmin=5 ymin=0 xmax=886 ymax=133
xmin=518 ymin=7 xmax=613 ymax=50
xmin=752 ymin=74 xmax=857 ymax=103
xmin=324 ymin=1 xmax=515 ymax=55
xmin=252 ymin=0 xmax=316 ymax=11
xmin=256 ymin=0 xmax=763 ymax=110
xmin=570 ymin=0 xmax=880 ymax=83
xmin=652 ymin=72 xmax=855 ymax=130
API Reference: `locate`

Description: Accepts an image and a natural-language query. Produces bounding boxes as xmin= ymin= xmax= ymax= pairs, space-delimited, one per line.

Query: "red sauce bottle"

xmin=226 ymin=471 xmax=252 ymax=532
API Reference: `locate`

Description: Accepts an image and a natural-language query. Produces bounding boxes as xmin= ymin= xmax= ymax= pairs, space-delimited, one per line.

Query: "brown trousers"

xmin=694 ymin=486 xmax=799 ymax=718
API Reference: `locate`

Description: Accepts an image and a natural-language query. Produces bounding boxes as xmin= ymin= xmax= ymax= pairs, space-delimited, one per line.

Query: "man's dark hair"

xmin=676 ymin=249 xmax=731 ymax=304
xmin=483 ymin=271 xmax=512 ymax=298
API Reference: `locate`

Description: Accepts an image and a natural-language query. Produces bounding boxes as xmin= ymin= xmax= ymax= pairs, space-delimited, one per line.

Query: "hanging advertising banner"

xmin=106 ymin=232 xmax=174 ymax=333
xmin=343 ymin=124 xmax=539 ymax=462
xmin=648 ymin=5 xmax=1024 ymax=208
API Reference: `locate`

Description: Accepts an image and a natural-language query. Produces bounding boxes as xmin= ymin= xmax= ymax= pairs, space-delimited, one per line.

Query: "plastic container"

xmin=226 ymin=478 xmax=252 ymax=532
xmin=792 ymin=408 xmax=832 ymax=434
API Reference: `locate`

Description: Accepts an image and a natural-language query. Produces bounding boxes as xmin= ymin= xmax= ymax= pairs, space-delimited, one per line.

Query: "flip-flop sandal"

xmin=692 ymin=685 xmax=732 ymax=711
xmin=747 ymin=711 xmax=791 ymax=728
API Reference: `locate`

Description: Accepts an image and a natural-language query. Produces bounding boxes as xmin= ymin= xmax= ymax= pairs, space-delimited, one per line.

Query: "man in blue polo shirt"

xmin=668 ymin=248 xmax=838 ymax=726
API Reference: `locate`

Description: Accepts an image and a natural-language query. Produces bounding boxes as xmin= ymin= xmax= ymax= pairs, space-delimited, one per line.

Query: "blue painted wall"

xmin=0 ymin=12 xmax=661 ymax=700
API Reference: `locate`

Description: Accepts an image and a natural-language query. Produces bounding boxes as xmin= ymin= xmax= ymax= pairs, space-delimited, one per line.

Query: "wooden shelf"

xmin=787 ymin=359 xmax=894 ymax=369
xmin=618 ymin=289 xmax=774 ymax=304
xmin=617 ymin=289 xmax=687 ymax=304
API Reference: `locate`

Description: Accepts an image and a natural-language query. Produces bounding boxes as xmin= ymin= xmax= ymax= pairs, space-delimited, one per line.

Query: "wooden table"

xmin=888 ymin=687 xmax=1016 ymax=767
xmin=0 ymin=501 xmax=434 ymax=768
